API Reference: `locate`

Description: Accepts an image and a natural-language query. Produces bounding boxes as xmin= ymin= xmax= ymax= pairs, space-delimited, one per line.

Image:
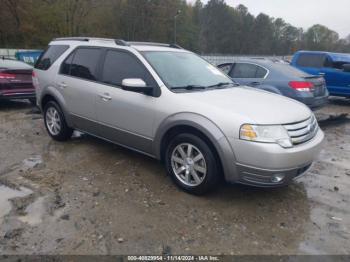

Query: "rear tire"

xmin=43 ymin=101 xmax=73 ymax=141
xmin=165 ymin=133 xmax=220 ymax=195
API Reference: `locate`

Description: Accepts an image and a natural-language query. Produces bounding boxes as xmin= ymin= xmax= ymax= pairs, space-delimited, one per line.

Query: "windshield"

xmin=142 ymin=51 xmax=234 ymax=91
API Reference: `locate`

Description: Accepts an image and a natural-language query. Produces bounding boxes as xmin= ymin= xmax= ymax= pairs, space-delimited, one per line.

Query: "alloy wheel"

xmin=171 ymin=143 xmax=207 ymax=187
xmin=45 ymin=107 xmax=61 ymax=136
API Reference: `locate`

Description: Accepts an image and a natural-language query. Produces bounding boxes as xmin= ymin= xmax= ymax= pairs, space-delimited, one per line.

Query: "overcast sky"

xmin=190 ymin=0 xmax=349 ymax=38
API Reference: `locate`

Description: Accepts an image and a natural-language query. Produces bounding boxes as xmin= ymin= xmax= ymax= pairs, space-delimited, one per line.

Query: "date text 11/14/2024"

xmin=127 ymin=255 xmax=220 ymax=261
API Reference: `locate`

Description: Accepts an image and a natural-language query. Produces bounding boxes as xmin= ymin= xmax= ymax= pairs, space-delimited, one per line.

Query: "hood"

xmin=180 ymin=87 xmax=311 ymax=125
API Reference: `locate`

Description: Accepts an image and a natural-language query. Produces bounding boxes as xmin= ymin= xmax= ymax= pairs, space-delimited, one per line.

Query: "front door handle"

xmin=99 ymin=93 xmax=112 ymax=101
xmin=318 ymin=72 xmax=325 ymax=76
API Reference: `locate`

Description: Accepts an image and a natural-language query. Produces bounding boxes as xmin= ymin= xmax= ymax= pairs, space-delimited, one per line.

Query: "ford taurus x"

xmin=33 ymin=38 xmax=324 ymax=195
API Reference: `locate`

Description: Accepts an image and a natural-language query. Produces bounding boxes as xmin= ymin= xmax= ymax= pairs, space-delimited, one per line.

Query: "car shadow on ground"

xmin=0 ymin=100 xmax=33 ymax=110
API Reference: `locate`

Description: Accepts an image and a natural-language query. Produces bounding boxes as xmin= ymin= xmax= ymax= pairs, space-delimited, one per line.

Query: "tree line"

xmin=0 ymin=0 xmax=349 ymax=55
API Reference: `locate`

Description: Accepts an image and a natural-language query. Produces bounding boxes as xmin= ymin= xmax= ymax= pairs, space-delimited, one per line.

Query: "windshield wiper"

xmin=171 ymin=85 xmax=207 ymax=90
xmin=208 ymin=82 xmax=239 ymax=88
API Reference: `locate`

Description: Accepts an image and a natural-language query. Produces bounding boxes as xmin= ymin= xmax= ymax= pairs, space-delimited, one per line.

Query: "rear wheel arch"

xmin=40 ymin=89 xmax=72 ymax=127
xmin=41 ymin=94 xmax=57 ymax=109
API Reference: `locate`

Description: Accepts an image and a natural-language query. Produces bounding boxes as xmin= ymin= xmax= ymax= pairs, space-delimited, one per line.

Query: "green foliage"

xmin=0 ymin=0 xmax=349 ymax=54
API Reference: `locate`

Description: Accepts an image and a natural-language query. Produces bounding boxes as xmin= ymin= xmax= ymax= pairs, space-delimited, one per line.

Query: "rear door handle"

xmin=318 ymin=72 xmax=325 ymax=76
xmin=99 ymin=93 xmax=112 ymax=101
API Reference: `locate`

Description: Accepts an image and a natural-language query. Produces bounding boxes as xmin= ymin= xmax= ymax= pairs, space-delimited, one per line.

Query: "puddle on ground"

xmin=0 ymin=185 xmax=32 ymax=224
xmin=18 ymin=196 xmax=46 ymax=226
xmin=22 ymin=155 xmax=43 ymax=169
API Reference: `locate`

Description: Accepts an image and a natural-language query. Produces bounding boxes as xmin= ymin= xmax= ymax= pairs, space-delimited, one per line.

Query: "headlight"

xmin=240 ymin=124 xmax=292 ymax=148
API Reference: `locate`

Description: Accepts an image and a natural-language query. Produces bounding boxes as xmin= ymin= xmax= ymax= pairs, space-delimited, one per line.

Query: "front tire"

xmin=43 ymin=101 xmax=73 ymax=141
xmin=165 ymin=133 xmax=220 ymax=195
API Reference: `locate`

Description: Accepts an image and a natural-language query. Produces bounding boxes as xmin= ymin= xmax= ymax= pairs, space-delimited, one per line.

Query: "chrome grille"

xmin=284 ymin=115 xmax=319 ymax=145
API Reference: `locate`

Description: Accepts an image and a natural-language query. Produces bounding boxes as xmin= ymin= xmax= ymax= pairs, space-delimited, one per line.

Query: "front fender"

xmin=153 ymin=113 xmax=239 ymax=183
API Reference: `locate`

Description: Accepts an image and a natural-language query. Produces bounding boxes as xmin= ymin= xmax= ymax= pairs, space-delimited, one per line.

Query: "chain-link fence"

xmin=0 ymin=49 xmax=19 ymax=59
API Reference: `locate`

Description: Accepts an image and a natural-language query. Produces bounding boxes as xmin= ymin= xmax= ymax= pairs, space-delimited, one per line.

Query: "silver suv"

xmin=33 ymin=37 xmax=324 ymax=195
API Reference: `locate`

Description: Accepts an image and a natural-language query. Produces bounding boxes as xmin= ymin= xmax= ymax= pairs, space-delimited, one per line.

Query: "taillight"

xmin=32 ymin=71 xmax=36 ymax=77
xmin=0 ymin=72 xmax=16 ymax=79
xmin=288 ymin=81 xmax=313 ymax=91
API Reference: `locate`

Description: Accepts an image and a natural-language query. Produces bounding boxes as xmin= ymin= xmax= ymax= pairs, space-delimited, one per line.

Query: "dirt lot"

xmin=0 ymin=98 xmax=349 ymax=255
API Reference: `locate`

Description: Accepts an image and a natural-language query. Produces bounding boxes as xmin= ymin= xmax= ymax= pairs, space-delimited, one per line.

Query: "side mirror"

xmin=121 ymin=78 xmax=153 ymax=94
xmin=342 ymin=64 xmax=350 ymax=73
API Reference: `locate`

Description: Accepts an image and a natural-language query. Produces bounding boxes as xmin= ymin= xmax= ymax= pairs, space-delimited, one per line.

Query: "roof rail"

xmin=53 ymin=37 xmax=129 ymax=47
xmin=128 ymin=42 xmax=182 ymax=49
xmin=115 ymin=39 xmax=130 ymax=46
xmin=53 ymin=37 xmax=90 ymax=42
xmin=51 ymin=38 xmax=182 ymax=49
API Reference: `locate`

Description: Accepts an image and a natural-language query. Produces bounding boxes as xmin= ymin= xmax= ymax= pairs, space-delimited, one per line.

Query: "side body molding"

xmin=153 ymin=113 xmax=239 ymax=182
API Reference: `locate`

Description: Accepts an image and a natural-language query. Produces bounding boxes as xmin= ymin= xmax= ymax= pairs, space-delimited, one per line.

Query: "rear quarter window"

xmin=35 ymin=45 xmax=69 ymax=70
xmin=231 ymin=63 xmax=267 ymax=78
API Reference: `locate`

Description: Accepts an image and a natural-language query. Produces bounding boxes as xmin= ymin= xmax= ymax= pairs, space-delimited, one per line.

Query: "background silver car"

xmin=33 ymin=38 xmax=324 ymax=195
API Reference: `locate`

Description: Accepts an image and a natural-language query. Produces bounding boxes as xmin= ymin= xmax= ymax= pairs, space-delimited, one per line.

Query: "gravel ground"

xmin=0 ymin=98 xmax=349 ymax=255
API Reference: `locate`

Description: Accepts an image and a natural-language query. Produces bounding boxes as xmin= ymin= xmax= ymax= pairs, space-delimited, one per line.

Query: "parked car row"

xmin=217 ymin=51 xmax=350 ymax=110
xmin=30 ymin=38 xmax=325 ymax=195
xmin=217 ymin=59 xmax=329 ymax=110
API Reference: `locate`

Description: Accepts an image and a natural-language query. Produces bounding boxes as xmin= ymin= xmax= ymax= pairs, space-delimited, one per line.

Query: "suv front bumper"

xmin=236 ymin=162 xmax=312 ymax=187
xmin=228 ymin=129 xmax=324 ymax=187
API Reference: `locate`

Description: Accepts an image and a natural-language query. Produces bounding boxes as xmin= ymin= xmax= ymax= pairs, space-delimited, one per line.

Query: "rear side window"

xmin=231 ymin=63 xmax=267 ymax=78
xmin=256 ymin=66 xmax=268 ymax=78
xmin=35 ymin=45 xmax=69 ymax=70
xmin=101 ymin=50 xmax=156 ymax=86
xmin=61 ymin=48 xmax=102 ymax=81
xmin=296 ymin=54 xmax=326 ymax=68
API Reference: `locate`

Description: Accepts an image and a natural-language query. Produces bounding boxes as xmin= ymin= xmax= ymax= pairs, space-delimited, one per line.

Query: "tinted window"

xmin=102 ymin=50 xmax=155 ymax=86
xmin=60 ymin=52 xmax=74 ymax=75
xmin=256 ymin=66 xmax=268 ymax=78
xmin=296 ymin=54 xmax=326 ymax=68
xmin=35 ymin=45 xmax=69 ymax=70
xmin=69 ymin=48 xmax=101 ymax=81
xmin=231 ymin=63 xmax=266 ymax=78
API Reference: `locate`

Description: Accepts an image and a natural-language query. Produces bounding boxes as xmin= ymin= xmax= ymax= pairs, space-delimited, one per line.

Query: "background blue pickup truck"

xmin=291 ymin=51 xmax=350 ymax=97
